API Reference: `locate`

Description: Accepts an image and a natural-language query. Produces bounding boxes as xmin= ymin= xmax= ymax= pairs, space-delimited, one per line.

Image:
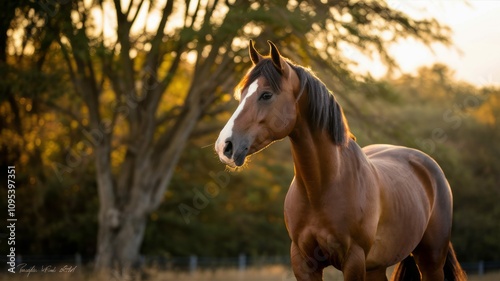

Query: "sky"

xmin=384 ymin=0 xmax=500 ymax=87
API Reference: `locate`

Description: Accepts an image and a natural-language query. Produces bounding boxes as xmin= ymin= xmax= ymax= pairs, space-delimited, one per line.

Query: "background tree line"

xmin=1 ymin=0 xmax=499 ymax=275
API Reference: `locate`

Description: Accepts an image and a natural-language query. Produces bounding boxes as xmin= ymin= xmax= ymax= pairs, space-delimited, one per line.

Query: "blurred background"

xmin=1 ymin=0 xmax=499 ymax=280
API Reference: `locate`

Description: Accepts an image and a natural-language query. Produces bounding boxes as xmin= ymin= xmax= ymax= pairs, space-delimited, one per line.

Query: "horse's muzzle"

xmin=216 ymin=137 xmax=249 ymax=167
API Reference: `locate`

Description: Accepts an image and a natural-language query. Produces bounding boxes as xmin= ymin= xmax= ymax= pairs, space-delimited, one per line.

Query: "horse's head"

xmin=215 ymin=40 xmax=300 ymax=167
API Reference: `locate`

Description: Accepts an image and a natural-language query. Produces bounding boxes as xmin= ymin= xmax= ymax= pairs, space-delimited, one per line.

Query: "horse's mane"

xmin=291 ymin=63 xmax=350 ymax=146
xmin=237 ymin=58 xmax=350 ymax=146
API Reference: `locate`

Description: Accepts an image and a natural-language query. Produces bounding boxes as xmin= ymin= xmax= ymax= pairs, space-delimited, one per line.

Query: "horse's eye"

xmin=259 ymin=92 xmax=273 ymax=101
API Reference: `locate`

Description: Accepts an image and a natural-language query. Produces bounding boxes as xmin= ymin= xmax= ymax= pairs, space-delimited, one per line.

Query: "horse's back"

xmin=364 ymin=144 xmax=451 ymax=196
xmin=362 ymin=144 xmax=453 ymax=268
xmin=363 ymin=143 xmax=452 ymax=213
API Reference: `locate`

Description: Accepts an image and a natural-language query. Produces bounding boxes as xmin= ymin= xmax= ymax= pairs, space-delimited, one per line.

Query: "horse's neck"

xmin=289 ymin=121 xmax=348 ymax=200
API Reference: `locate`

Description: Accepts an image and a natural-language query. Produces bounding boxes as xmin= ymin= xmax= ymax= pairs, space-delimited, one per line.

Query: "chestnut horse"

xmin=215 ymin=40 xmax=466 ymax=281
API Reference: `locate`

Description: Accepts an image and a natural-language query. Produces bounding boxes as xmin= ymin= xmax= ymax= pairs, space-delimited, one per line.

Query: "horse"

xmin=214 ymin=40 xmax=467 ymax=281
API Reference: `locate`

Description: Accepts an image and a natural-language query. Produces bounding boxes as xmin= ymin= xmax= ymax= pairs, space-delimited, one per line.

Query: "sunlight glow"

xmin=328 ymin=1 xmax=500 ymax=87
xmin=385 ymin=1 xmax=500 ymax=86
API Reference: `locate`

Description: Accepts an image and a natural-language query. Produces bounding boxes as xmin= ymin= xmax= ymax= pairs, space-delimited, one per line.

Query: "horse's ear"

xmin=249 ymin=40 xmax=263 ymax=65
xmin=268 ymin=40 xmax=285 ymax=75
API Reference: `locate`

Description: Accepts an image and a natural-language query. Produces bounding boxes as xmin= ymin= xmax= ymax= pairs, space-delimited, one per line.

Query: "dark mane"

xmin=237 ymin=58 xmax=349 ymax=146
xmin=290 ymin=63 xmax=349 ymax=146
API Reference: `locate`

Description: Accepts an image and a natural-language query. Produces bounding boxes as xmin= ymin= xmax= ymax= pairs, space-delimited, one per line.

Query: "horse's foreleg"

xmin=342 ymin=244 xmax=366 ymax=281
xmin=290 ymin=242 xmax=324 ymax=281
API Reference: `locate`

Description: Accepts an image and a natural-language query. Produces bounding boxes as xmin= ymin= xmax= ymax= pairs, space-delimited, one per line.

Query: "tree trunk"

xmin=93 ymin=101 xmax=204 ymax=275
xmin=95 ymin=210 xmax=147 ymax=273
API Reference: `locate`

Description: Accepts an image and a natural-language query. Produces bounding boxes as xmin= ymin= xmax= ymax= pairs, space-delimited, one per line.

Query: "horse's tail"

xmin=391 ymin=255 xmax=420 ymax=281
xmin=444 ymin=242 xmax=467 ymax=281
xmin=391 ymin=242 xmax=467 ymax=281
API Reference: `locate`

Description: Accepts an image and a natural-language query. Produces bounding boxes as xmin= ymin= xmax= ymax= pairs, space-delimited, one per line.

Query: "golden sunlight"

xmin=387 ymin=1 xmax=500 ymax=86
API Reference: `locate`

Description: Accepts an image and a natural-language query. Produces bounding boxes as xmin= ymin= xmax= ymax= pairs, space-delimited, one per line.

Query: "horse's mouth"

xmin=225 ymin=140 xmax=272 ymax=167
xmin=229 ymin=147 xmax=248 ymax=167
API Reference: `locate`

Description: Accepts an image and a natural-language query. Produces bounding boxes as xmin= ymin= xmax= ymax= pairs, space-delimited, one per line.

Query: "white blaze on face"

xmin=215 ymin=79 xmax=259 ymax=161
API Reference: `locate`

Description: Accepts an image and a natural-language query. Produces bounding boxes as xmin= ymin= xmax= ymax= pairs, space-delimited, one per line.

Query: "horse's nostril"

xmin=223 ymin=141 xmax=233 ymax=158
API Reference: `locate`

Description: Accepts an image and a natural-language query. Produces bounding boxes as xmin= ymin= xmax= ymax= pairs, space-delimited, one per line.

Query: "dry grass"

xmin=149 ymin=265 xmax=300 ymax=281
xmin=1 ymin=266 xmax=499 ymax=281
xmin=468 ymin=271 xmax=500 ymax=281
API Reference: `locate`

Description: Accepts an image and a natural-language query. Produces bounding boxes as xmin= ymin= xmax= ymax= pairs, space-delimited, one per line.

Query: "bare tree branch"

xmin=141 ymin=0 xmax=175 ymax=111
xmin=129 ymin=0 xmax=145 ymax=26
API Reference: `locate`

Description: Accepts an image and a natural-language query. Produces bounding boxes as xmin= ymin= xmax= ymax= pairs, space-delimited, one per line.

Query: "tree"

xmin=2 ymin=0 xmax=450 ymax=275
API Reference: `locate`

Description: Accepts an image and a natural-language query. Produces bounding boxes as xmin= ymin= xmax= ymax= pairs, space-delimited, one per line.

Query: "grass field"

xmin=150 ymin=267 xmax=500 ymax=281
xmin=1 ymin=265 xmax=499 ymax=280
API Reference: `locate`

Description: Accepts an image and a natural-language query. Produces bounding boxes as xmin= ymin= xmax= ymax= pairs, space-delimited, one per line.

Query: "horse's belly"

xmin=366 ymin=204 xmax=429 ymax=268
xmin=366 ymin=234 xmax=419 ymax=269
xmin=365 ymin=153 xmax=435 ymax=268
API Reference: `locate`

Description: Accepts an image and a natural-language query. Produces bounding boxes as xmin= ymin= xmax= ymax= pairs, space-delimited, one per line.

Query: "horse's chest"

xmin=287 ymin=217 xmax=349 ymax=270
xmin=284 ymin=202 xmax=349 ymax=263
xmin=284 ymin=184 xmax=376 ymax=269
xmin=284 ymin=185 xmax=362 ymax=240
